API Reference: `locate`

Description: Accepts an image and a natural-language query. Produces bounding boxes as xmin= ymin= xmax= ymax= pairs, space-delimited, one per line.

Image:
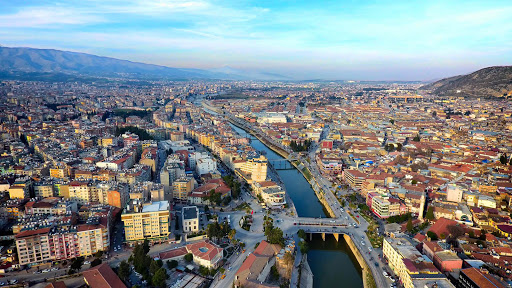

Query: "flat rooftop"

xmin=182 ymin=206 xmax=198 ymax=220
xmin=142 ymin=201 xmax=169 ymax=212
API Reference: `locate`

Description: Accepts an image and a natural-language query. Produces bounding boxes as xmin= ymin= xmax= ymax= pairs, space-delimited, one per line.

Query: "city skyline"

xmin=1 ymin=0 xmax=511 ymax=80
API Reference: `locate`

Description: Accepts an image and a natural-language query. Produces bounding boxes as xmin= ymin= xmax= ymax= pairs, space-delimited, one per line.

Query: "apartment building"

xmin=235 ymin=155 xmax=268 ymax=184
xmin=172 ymin=177 xmax=194 ymax=201
xmin=16 ymin=228 xmax=52 ymax=265
xmin=383 ymin=237 xmax=453 ymax=288
xmin=343 ymin=169 xmax=366 ymax=190
xmin=34 ymin=182 xmax=54 ymax=198
xmin=121 ymin=200 xmax=170 ymax=243
xmin=252 ymin=181 xmax=286 ymax=209
xmin=160 ymin=155 xmax=186 ymax=196
xmin=15 ymin=222 xmax=109 ymax=266
xmin=366 ymin=192 xmax=403 ymax=219
xmin=77 ymin=223 xmax=110 ymax=257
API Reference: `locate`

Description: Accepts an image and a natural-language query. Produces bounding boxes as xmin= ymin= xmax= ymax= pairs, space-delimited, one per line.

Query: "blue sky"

xmin=0 ymin=0 xmax=511 ymax=80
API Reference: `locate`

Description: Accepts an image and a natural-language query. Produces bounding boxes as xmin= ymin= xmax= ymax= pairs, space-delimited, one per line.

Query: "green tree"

xmin=500 ymin=154 xmax=508 ymax=165
xmin=412 ymin=134 xmax=420 ymax=142
xmin=150 ymin=260 xmax=161 ymax=275
xmin=406 ymin=219 xmax=413 ymax=233
xmin=94 ymin=250 xmax=103 ymax=258
xmin=228 ymin=229 xmax=237 ymax=241
xmin=184 ymin=253 xmax=193 ymax=263
xmin=198 ymin=265 xmax=209 ymax=276
xmin=266 ymin=227 xmax=285 ymax=247
xmin=167 ymin=260 xmax=178 ymax=270
xmin=143 ymin=239 xmax=150 ymax=254
xmin=297 ymin=229 xmax=307 ymax=239
xmin=299 ymin=241 xmax=309 ymax=254
xmin=390 ymin=119 xmax=395 ymax=125
xmin=152 ymin=268 xmax=168 ymax=288
xmin=70 ymin=257 xmax=84 ymax=271
xmin=427 ymin=231 xmax=438 ymax=240
xmin=432 ymin=111 xmax=437 ymax=117
xmin=132 ymin=242 xmax=152 ymax=278
xmin=91 ymin=258 xmax=102 ymax=267
xmin=208 ymin=190 xmax=222 ymax=206
xmin=426 ymin=206 xmax=435 ymax=221
xmin=118 ymin=261 xmax=130 ymax=281
xmin=270 ymin=265 xmax=280 ymax=281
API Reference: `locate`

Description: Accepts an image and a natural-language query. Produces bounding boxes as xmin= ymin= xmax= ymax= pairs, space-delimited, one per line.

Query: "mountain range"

xmin=420 ymin=66 xmax=512 ymax=98
xmin=0 ymin=46 xmax=288 ymax=81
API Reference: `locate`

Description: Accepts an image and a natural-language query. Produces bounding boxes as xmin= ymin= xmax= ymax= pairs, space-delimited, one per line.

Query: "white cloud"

xmin=0 ymin=7 xmax=104 ymax=27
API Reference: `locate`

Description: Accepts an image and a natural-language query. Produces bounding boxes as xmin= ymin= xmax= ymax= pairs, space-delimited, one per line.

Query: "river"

xmin=229 ymin=123 xmax=363 ymax=288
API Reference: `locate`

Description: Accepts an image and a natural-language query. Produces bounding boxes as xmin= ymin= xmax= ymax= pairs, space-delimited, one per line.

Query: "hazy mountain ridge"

xmin=420 ymin=66 xmax=512 ymax=98
xmin=0 ymin=47 xmax=287 ymax=81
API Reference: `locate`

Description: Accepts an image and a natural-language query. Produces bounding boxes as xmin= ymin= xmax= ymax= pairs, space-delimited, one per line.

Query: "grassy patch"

xmin=365 ymin=270 xmax=377 ymax=288
xmin=360 ymin=213 xmax=383 ymax=248
xmin=235 ymin=202 xmax=251 ymax=212
xmin=301 ymin=167 xmax=312 ymax=181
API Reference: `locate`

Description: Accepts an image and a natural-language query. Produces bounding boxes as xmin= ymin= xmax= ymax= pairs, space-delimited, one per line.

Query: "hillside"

xmin=0 ymin=46 xmax=287 ymax=81
xmin=420 ymin=66 xmax=512 ymax=98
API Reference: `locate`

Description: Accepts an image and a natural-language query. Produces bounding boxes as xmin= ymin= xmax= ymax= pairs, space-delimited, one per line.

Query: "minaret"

xmin=418 ymin=192 xmax=426 ymax=220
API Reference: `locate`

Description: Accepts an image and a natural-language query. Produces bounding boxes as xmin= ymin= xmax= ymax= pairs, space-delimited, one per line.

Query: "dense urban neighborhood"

xmin=0 ymin=79 xmax=511 ymax=288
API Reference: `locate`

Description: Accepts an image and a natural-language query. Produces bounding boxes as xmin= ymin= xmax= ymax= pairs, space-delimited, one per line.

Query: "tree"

xmin=427 ymin=231 xmax=438 ymax=240
xmin=198 ymin=265 xmax=209 ymax=276
xmin=118 ymin=261 xmax=130 ymax=281
xmin=425 ymin=207 xmax=435 ymax=221
xmin=132 ymin=242 xmax=152 ymax=278
xmin=266 ymin=227 xmax=285 ymax=247
xmin=299 ymin=241 xmax=309 ymax=254
xmin=432 ymin=111 xmax=437 ymax=117
xmin=412 ymin=134 xmax=420 ymax=142
xmin=390 ymin=119 xmax=395 ymax=125
xmin=209 ymin=190 xmax=222 ymax=206
xmin=406 ymin=219 xmax=414 ymax=233
xmin=228 ymin=229 xmax=237 ymax=241
xmin=94 ymin=250 xmax=103 ymax=258
xmin=184 ymin=253 xmax=193 ymax=263
xmin=150 ymin=260 xmax=161 ymax=275
xmin=143 ymin=239 xmax=150 ymax=254
xmin=297 ymin=229 xmax=306 ymax=240
xmin=152 ymin=268 xmax=168 ymax=288
xmin=270 ymin=265 xmax=280 ymax=281
xmin=175 ymin=216 xmax=180 ymax=230
xmin=167 ymin=260 xmax=178 ymax=270
xmin=70 ymin=257 xmax=84 ymax=271
xmin=91 ymin=258 xmax=102 ymax=267
xmin=447 ymin=225 xmax=465 ymax=239
xmin=411 ymin=179 xmax=418 ymax=185
xmin=500 ymin=154 xmax=508 ymax=165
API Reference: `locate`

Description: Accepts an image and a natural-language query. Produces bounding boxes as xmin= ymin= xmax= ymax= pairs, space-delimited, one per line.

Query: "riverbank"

xmin=226 ymin=116 xmax=336 ymax=218
xmin=343 ymin=234 xmax=375 ymax=288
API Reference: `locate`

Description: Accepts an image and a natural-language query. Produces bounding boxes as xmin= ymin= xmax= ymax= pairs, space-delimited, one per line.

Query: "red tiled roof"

xmin=45 ymin=281 xmax=67 ymax=288
xmin=428 ymin=218 xmax=458 ymax=238
xmin=16 ymin=227 xmax=51 ymax=238
xmin=82 ymin=263 xmax=127 ymax=288
xmin=461 ymin=267 xmax=506 ymax=288
xmin=159 ymin=247 xmax=188 ymax=260
xmin=186 ymin=240 xmax=223 ymax=262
